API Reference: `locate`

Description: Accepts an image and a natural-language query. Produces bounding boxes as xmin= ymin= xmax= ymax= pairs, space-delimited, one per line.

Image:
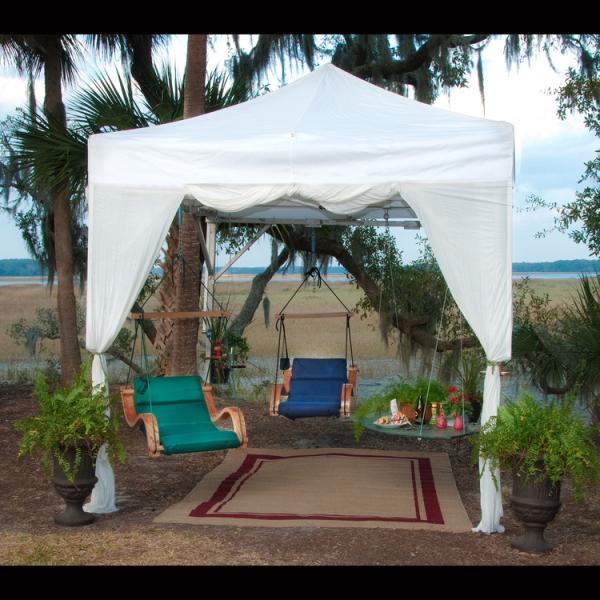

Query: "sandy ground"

xmin=1 ymin=383 xmax=599 ymax=566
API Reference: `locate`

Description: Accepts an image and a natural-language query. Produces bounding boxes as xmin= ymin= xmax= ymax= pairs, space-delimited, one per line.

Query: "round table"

xmin=360 ymin=414 xmax=480 ymax=440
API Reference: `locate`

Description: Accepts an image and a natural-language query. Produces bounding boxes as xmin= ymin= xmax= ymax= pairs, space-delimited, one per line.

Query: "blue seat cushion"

xmin=278 ymin=399 xmax=341 ymax=419
xmin=288 ymin=378 xmax=345 ymax=399
xmin=277 ymin=358 xmax=348 ymax=419
xmin=292 ymin=358 xmax=347 ymax=380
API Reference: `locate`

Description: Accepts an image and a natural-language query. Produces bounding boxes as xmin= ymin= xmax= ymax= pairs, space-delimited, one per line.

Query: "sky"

xmin=0 ymin=35 xmax=597 ymax=267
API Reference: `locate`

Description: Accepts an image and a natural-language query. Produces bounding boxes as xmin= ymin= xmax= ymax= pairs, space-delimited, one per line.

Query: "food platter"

xmin=375 ymin=421 xmax=413 ymax=429
xmin=373 ymin=413 xmax=413 ymax=428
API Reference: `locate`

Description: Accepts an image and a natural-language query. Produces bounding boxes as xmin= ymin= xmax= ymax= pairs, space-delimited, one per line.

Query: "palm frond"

xmin=204 ymin=69 xmax=251 ymax=113
xmin=69 ymin=69 xmax=151 ymax=131
xmin=9 ymin=110 xmax=88 ymax=201
xmin=564 ymin=275 xmax=600 ymax=394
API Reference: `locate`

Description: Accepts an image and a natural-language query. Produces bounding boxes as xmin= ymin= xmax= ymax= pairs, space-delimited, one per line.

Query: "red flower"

xmin=448 ymin=385 xmax=458 ymax=393
xmin=450 ymin=396 xmax=459 ymax=404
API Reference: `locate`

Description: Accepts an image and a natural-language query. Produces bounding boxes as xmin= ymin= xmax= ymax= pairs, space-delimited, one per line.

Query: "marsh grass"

xmin=0 ymin=277 xmax=582 ymax=370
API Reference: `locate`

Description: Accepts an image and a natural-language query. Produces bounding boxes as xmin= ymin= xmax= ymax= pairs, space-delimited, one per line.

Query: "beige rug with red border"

xmin=154 ymin=448 xmax=472 ymax=531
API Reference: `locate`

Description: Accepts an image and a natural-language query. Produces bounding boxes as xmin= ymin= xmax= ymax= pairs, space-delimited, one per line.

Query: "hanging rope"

xmin=274 ymin=262 xmax=356 ymax=380
xmin=345 ymin=314 xmax=354 ymax=365
xmin=384 ymin=208 xmax=401 ymax=342
xmin=418 ymin=286 xmax=449 ymax=439
xmin=136 ymin=311 xmax=159 ymax=455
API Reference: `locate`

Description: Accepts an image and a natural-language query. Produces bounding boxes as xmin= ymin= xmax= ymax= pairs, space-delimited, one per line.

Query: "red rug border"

xmin=189 ymin=451 xmax=445 ymax=524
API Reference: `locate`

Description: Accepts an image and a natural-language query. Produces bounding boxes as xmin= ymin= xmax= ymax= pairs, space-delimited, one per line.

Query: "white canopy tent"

xmin=84 ymin=63 xmax=514 ymax=533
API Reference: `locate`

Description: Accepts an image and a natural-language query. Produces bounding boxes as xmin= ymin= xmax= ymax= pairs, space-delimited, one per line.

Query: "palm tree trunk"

xmin=171 ymin=212 xmax=203 ymax=375
xmin=154 ymin=222 xmax=179 ymax=374
xmin=171 ymin=34 xmax=208 ymax=375
xmin=183 ymin=34 xmax=207 ymax=118
xmin=44 ymin=35 xmax=81 ymax=384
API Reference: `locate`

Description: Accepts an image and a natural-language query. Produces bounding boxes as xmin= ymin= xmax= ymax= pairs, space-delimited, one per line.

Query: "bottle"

xmin=430 ymin=402 xmax=438 ymax=426
xmin=436 ymin=409 xmax=447 ymax=429
xmin=415 ymin=394 xmax=423 ymax=423
xmin=453 ymin=414 xmax=464 ymax=431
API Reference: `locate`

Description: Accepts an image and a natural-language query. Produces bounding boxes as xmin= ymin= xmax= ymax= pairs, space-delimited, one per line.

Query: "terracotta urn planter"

xmin=398 ymin=403 xmax=417 ymax=424
xmin=510 ymin=459 xmax=562 ymax=553
xmin=52 ymin=442 xmax=98 ymax=527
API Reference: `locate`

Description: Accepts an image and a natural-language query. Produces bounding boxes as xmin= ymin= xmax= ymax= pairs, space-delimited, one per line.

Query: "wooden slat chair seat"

xmin=270 ymin=358 xmax=356 ymax=419
xmin=121 ymin=375 xmax=247 ymax=457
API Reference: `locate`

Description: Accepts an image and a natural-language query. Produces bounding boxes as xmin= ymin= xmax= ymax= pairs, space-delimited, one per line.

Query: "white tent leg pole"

xmin=203 ymin=219 xmax=217 ymax=381
xmin=84 ymin=353 xmax=118 ymax=514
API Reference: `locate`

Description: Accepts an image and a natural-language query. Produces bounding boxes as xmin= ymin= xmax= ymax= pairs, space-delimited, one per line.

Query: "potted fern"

xmin=15 ymin=358 xmax=126 ymax=526
xmin=473 ymin=392 xmax=600 ymax=553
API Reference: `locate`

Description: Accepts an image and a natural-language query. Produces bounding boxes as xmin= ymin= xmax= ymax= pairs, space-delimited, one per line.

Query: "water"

xmin=0 ymin=277 xmax=48 ymax=286
xmin=1 ymin=356 xmax=591 ymax=422
xmin=512 ymin=272 xmax=594 ymax=280
xmin=0 ymin=272 xmax=595 ymax=287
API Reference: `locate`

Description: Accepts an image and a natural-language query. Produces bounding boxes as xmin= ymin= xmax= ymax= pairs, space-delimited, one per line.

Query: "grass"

xmin=0 ymin=276 xmax=583 ymax=368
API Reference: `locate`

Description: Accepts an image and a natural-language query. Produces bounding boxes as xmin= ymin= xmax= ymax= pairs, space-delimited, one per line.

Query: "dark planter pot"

xmin=52 ymin=443 xmax=98 ymax=527
xmin=510 ymin=460 xmax=561 ymax=554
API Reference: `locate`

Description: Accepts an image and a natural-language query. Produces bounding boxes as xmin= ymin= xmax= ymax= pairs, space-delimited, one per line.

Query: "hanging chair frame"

xmin=120 ymin=313 xmax=247 ymax=457
xmin=270 ymin=265 xmax=358 ymax=418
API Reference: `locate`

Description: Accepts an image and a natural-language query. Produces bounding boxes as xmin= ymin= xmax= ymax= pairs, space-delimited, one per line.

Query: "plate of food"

xmin=374 ymin=413 xmax=413 ymax=428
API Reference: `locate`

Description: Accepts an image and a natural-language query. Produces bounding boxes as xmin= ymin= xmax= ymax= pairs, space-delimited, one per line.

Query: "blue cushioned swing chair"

xmin=269 ymin=267 xmax=358 ymax=419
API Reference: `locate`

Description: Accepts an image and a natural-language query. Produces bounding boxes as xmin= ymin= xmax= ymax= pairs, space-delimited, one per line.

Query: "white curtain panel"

xmin=403 ymin=183 xmax=512 ymax=533
xmin=84 ymin=185 xmax=183 ymax=512
xmin=85 ymin=63 xmax=514 ymax=527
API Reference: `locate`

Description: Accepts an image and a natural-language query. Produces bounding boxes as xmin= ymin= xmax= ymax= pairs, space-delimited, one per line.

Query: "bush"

xmin=472 ymin=392 xmax=600 ymax=501
xmin=15 ymin=358 xmax=126 ymax=483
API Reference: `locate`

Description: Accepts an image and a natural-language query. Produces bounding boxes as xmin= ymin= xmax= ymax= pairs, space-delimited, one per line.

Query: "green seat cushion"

xmin=132 ymin=375 xmax=241 ymax=454
xmin=161 ymin=428 xmax=240 ymax=455
xmin=134 ymin=375 xmax=212 ymax=426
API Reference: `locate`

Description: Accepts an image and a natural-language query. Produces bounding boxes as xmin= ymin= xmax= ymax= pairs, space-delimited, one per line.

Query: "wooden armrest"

xmin=340 ymin=383 xmax=353 ymax=417
xmin=282 ymin=368 xmax=292 ymax=395
xmin=136 ymin=413 xmax=163 ymax=458
xmin=120 ymin=386 xmax=138 ymax=427
xmin=202 ymin=383 xmax=218 ymax=418
xmin=213 ymin=406 xmax=248 ymax=447
xmin=270 ymin=383 xmax=283 ymax=416
xmin=120 ymin=386 xmax=162 ymax=457
xmin=347 ymin=365 xmax=358 ymax=393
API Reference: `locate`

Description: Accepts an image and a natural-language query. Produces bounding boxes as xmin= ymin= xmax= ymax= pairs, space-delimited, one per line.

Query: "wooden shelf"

xmin=130 ymin=310 xmax=232 ymax=320
xmin=276 ymin=311 xmax=352 ymax=320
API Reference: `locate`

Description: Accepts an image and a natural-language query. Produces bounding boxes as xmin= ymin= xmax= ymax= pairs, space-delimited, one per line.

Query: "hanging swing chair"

xmin=269 ymin=266 xmax=358 ymax=419
xmin=119 ymin=272 xmax=248 ymax=457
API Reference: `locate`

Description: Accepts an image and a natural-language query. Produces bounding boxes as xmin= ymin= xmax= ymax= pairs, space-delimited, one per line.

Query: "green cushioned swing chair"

xmin=120 ymin=311 xmax=248 ymax=458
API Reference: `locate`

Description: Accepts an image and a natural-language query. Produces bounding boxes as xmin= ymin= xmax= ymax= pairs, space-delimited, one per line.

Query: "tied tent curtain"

xmin=86 ymin=64 xmax=514 ymax=532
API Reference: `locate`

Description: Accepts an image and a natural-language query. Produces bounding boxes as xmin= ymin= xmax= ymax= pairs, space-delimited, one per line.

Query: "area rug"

xmin=154 ymin=448 xmax=472 ymax=531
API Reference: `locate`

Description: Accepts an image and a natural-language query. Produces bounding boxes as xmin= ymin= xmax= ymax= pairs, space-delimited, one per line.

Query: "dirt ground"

xmin=1 ymin=383 xmax=599 ymax=566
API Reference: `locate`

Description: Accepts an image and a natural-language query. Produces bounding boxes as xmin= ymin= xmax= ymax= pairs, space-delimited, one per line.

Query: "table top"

xmin=360 ymin=415 xmax=480 ymax=439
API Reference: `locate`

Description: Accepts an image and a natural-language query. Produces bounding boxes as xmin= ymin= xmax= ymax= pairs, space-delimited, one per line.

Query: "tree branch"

xmin=349 ymin=34 xmax=490 ymax=80
xmin=229 ymin=247 xmax=290 ymax=337
xmin=272 ymin=228 xmax=477 ymax=353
